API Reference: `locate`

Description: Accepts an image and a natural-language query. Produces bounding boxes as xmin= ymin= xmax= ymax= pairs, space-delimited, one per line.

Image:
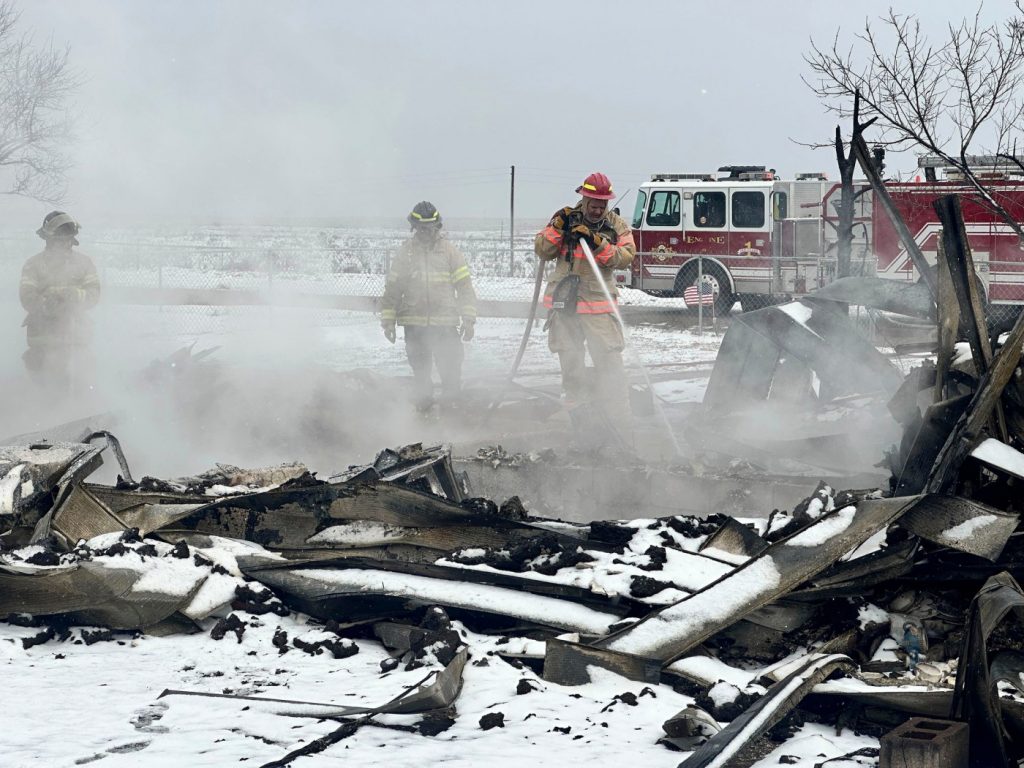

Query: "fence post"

xmin=697 ymin=255 xmax=704 ymax=337
xmin=509 ymin=163 xmax=516 ymax=277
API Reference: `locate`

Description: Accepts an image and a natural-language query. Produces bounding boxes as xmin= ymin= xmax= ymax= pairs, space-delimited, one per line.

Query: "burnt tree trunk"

xmin=833 ymin=124 xmax=856 ymax=279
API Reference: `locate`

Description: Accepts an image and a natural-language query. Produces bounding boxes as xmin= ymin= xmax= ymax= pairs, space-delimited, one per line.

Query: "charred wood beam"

xmin=935 ymin=239 xmax=960 ymax=403
xmin=925 ymin=311 xmax=1024 ymax=494
xmin=934 ymin=196 xmax=993 ymax=371
xmin=933 ymin=195 xmax=1007 ymax=441
xmin=893 ymin=394 xmax=972 ymax=496
xmin=852 ymin=134 xmax=937 ymax=299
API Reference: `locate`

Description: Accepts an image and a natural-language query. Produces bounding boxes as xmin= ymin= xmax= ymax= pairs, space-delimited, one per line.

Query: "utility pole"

xmin=509 ymin=164 xmax=516 ymax=276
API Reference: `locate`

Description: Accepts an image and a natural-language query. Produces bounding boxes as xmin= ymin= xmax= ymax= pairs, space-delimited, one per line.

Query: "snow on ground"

xmin=0 ymin=527 xmax=708 ymax=768
xmin=0 ymin=548 xmax=882 ymax=768
xmin=747 ymin=723 xmax=879 ymax=767
xmin=0 ymin=611 xmax=701 ymax=768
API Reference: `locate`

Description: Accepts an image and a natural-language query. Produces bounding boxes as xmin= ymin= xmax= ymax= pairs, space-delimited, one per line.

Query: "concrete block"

xmin=880 ymin=717 xmax=968 ymax=768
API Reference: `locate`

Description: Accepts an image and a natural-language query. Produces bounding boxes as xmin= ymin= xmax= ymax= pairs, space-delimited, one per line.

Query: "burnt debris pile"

xmin=0 ymin=420 xmax=1020 ymax=765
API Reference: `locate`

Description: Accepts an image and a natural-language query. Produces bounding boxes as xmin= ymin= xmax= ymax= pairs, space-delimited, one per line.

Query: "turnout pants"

xmin=23 ymin=328 xmax=93 ymax=397
xmin=547 ymin=311 xmax=631 ymax=436
xmin=403 ymin=325 xmax=464 ymax=410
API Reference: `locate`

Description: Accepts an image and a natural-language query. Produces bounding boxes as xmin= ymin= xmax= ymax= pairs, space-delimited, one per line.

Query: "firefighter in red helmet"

xmin=19 ymin=211 xmax=100 ymax=395
xmin=381 ymin=201 xmax=478 ymax=414
xmin=534 ymin=173 xmax=637 ymax=444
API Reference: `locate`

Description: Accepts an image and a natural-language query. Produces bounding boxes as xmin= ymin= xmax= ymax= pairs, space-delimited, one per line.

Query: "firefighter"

xmin=19 ymin=211 xmax=100 ymax=394
xmin=534 ymin=172 xmax=637 ymax=442
xmin=380 ymin=201 xmax=477 ymax=413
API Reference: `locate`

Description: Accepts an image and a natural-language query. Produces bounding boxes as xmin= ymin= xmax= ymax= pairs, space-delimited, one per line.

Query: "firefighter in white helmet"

xmin=534 ymin=173 xmax=637 ymax=441
xmin=19 ymin=211 xmax=100 ymax=394
xmin=381 ymin=201 xmax=478 ymax=413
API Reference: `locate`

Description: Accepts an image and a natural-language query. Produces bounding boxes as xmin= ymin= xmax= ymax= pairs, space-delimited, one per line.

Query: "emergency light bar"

xmin=917 ymin=154 xmax=1024 ymax=169
xmin=650 ymin=172 xmax=714 ymax=182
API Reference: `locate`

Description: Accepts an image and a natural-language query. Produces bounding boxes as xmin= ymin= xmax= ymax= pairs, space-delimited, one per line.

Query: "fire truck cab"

xmin=630 ymin=166 xmax=836 ymax=313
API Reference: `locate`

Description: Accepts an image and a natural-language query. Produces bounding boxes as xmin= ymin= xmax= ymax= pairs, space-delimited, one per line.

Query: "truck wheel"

xmin=674 ymin=262 xmax=736 ymax=316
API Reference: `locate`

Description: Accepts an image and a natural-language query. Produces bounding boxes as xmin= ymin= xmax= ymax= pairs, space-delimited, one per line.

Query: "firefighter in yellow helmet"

xmin=19 ymin=211 xmax=101 ymax=394
xmin=534 ymin=173 xmax=637 ymax=441
xmin=381 ymin=201 xmax=478 ymax=413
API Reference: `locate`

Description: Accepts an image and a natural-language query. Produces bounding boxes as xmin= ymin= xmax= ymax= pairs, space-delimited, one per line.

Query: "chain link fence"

xmin=1 ymin=226 xmax=1021 ymax=354
xmin=0 ymin=227 xmax=548 ymax=340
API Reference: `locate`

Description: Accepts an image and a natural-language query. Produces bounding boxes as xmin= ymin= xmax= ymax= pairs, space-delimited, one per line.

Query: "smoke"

xmin=0 ymin=266 xmax=565 ymax=491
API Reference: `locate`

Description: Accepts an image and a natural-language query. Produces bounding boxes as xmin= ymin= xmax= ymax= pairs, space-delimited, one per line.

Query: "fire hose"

xmin=575 ymin=238 xmax=683 ymax=458
xmin=504 ymin=258 xmax=546 ymax=383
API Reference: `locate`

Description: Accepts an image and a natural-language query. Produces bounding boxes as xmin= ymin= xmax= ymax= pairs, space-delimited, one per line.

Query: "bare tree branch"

xmin=0 ymin=0 xmax=78 ymax=204
xmin=805 ymin=3 xmax=1024 ymax=243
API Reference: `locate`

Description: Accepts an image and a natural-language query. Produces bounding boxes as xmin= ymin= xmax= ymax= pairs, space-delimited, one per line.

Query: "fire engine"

xmin=628 ymin=158 xmax=1024 ymax=314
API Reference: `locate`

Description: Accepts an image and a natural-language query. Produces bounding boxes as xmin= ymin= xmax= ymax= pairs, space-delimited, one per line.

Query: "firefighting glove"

xmin=43 ymin=286 xmax=80 ymax=308
xmin=39 ymin=292 xmax=59 ymax=313
xmin=460 ymin=321 xmax=475 ymax=342
xmin=571 ymin=223 xmax=596 ymax=246
xmin=549 ymin=206 xmax=576 ymax=231
xmin=571 ymin=224 xmax=609 ymax=254
xmin=382 ymin=322 xmax=396 ymax=344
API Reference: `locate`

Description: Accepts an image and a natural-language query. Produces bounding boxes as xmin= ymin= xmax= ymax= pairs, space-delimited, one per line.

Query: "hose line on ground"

xmin=505 ymin=258 xmax=546 ymax=383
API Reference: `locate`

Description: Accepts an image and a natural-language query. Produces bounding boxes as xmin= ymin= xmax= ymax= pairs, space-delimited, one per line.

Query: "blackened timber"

xmin=893 ymin=394 xmax=972 ymax=496
xmin=933 ymin=194 xmax=1008 ymax=441
xmin=935 ymin=239 xmax=960 ymax=402
xmin=852 ymin=135 xmax=937 ymax=298
xmin=925 ymin=311 xmax=1024 ymax=494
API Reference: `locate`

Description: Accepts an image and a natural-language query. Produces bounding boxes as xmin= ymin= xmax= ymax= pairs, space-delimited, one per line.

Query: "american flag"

xmin=683 ymin=280 xmax=717 ymax=307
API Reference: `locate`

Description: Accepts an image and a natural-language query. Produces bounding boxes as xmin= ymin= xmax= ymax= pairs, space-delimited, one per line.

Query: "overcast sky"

xmin=2 ymin=0 xmax=1015 ymax=228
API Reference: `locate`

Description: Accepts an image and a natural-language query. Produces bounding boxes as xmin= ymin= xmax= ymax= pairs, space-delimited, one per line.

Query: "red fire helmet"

xmin=576 ymin=172 xmax=614 ymax=200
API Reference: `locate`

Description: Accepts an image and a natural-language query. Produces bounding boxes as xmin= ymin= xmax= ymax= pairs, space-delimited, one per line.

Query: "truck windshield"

xmin=632 ymin=190 xmax=647 ymax=228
